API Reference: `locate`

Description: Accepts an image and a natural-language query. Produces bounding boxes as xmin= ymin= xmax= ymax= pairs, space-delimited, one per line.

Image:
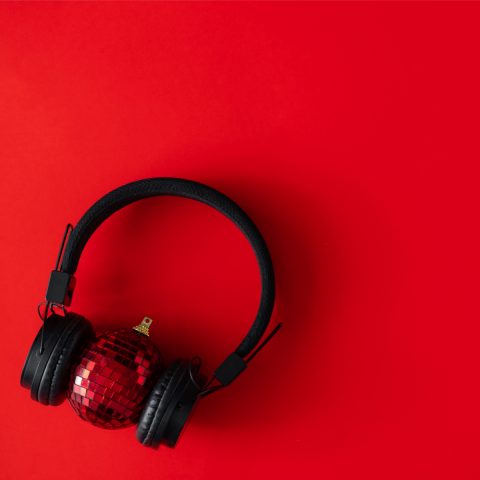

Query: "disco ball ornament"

xmin=68 ymin=317 xmax=162 ymax=429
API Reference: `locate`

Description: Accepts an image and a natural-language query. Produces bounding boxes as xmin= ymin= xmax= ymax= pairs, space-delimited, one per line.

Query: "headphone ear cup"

xmin=136 ymin=361 xmax=184 ymax=447
xmin=38 ymin=313 xmax=93 ymax=405
xmin=21 ymin=312 xmax=93 ymax=406
xmin=136 ymin=359 xmax=203 ymax=448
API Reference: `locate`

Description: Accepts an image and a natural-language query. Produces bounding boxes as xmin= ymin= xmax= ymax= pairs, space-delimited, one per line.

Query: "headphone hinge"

xmin=213 ymin=353 xmax=247 ymax=386
xmin=45 ymin=270 xmax=76 ymax=306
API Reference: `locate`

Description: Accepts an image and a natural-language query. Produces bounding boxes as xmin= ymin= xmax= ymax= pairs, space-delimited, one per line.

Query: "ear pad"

xmin=136 ymin=360 xmax=203 ymax=448
xmin=21 ymin=312 xmax=93 ymax=405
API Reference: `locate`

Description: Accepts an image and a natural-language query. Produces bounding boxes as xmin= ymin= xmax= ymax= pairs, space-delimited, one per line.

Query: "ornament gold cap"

xmin=133 ymin=317 xmax=153 ymax=336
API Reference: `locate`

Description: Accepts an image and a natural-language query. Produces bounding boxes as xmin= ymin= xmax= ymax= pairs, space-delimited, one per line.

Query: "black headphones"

xmin=21 ymin=178 xmax=279 ymax=448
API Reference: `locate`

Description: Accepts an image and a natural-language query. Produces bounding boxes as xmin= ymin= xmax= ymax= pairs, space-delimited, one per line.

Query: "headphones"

xmin=21 ymin=178 xmax=279 ymax=448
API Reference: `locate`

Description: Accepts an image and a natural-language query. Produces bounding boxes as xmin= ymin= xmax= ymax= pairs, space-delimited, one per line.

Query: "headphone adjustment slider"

xmin=45 ymin=271 xmax=76 ymax=306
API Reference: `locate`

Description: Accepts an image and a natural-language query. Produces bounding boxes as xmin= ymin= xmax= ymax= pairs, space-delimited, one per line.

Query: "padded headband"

xmin=59 ymin=178 xmax=275 ymax=360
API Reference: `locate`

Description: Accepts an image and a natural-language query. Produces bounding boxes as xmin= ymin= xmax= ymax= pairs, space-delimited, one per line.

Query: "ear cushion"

xmin=36 ymin=312 xmax=92 ymax=405
xmin=136 ymin=360 xmax=187 ymax=446
xmin=21 ymin=313 xmax=68 ymax=395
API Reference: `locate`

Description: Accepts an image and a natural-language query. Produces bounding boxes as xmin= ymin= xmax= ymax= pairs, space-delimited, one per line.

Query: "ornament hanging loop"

xmin=133 ymin=317 xmax=153 ymax=336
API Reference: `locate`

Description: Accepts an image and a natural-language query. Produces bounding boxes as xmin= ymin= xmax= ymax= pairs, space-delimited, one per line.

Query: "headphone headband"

xmin=48 ymin=178 xmax=275 ymax=382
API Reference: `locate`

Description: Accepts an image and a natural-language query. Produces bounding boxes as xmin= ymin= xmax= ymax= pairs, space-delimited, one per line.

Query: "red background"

xmin=1 ymin=2 xmax=479 ymax=479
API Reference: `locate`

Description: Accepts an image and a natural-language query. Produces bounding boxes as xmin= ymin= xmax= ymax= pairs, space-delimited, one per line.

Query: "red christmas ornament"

xmin=68 ymin=317 xmax=161 ymax=429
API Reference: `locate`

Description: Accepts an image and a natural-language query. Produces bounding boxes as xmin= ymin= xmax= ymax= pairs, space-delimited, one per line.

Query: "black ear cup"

xmin=136 ymin=360 xmax=203 ymax=448
xmin=21 ymin=312 xmax=93 ymax=405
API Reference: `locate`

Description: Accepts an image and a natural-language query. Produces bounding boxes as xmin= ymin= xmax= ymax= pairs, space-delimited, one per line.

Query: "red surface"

xmin=1 ymin=2 xmax=479 ymax=479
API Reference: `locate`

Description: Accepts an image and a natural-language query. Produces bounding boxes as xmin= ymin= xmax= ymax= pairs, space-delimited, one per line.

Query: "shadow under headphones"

xmin=21 ymin=178 xmax=280 ymax=448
